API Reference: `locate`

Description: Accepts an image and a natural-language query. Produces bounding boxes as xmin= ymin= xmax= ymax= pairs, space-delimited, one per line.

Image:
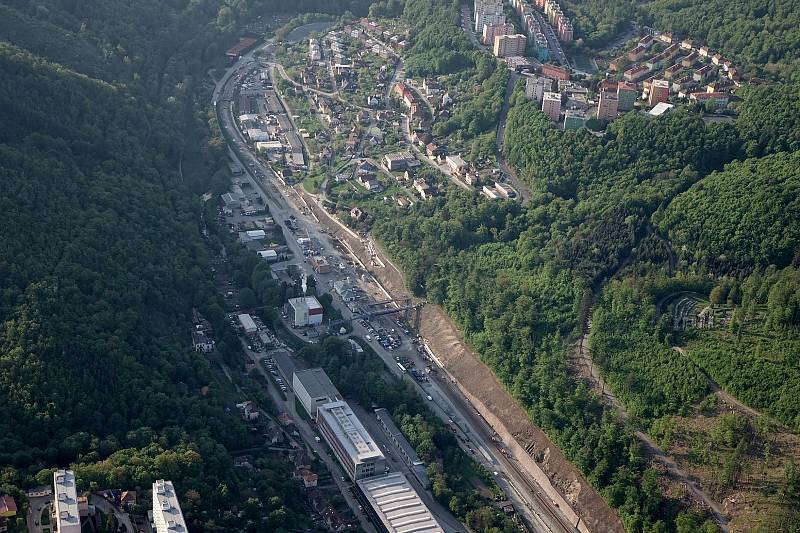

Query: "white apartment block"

xmin=474 ymin=0 xmax=505 ymax=33
xmin=152 ymin=480 xmax=187 ymax=533
xmin=53 ymin=470 xmax=80 ymax=533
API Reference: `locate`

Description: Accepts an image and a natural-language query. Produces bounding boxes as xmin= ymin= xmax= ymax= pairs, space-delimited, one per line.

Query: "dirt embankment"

xmin=299 ymin=190 xmax=624 ymax=533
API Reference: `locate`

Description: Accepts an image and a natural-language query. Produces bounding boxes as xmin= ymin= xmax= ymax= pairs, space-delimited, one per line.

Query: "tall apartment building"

xmin=53 ymin=470 xmax=80 ymax=533
xmin=597 ymin=90 xmax=619 ymax=121
xmin=493 ymin=34 xmax=527 ymax=58
xmin=474 ymin=0 xmax=505 ymax=33
xmin=317 ymin=400 xmax=386 ymax=480
xmin=525 ymin=75 xmax=554 ymax=101
xmin=616 ymin=82 xmax=637 ymax=111
xmin=542 ymin=91 xmax=562 ymax=122
xmin=649 ymin=79 xmax=671 ymax=107
xmin=558 ymin=19 xmax=573 ymax=42
xmin=152 ymin=480 xmax=187 ymax=533
xmin=482 ymin=22 xmax=514 ymax=46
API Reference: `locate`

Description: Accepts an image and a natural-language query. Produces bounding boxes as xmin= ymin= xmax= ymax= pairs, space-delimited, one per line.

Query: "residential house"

xmin=191 ymin=330 xmax=214 ymax=353
xmin=425 ymin=143 xmax=442 ymax=157
xmin=445 ymin=154 xmax=467 ymax=175
xmin=413 ymin=179 xmax=432 ymax=199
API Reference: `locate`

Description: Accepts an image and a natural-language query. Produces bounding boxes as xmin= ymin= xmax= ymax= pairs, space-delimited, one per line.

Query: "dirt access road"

xmin=298 ymin=188 xmax=624 ymax=533
xmin=574 ymin=335 xmax=730 ymax=529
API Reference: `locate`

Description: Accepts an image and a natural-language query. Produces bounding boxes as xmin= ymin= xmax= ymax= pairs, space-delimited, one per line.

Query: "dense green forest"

xmin=503 ymin=100 xmax=741 ymax=282
xmin=561 ymin=0 xmax=636 ymax=48
xmin=657 ymin=152 xmax=800 ymax=273
xmin=0 ymin=0 xmax=371 ymax=530
xmin=589 ymin=281 xmax=710 ymax=422
xmin=402 ymin=0 xmax=474 ymax=77
xmin=643 ymin=0 xmax=800 ymax=78
xmin=681 ymin=267 xmax=800 ymax=430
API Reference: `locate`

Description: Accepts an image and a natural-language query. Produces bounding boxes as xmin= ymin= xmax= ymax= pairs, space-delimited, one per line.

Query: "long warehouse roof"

xmin=357 ymin=473 xmax=444 ymax=533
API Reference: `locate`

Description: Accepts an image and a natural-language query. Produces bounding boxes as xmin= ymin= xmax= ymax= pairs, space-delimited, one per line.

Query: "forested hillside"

xmin=658 ymin=152 xmax=800 ymax=273
xmin=364 ymin=2 xmax=800 ymax=528
xmin=372 ymin=192 xmax=712 ymax=532
xmin=0 ymin=0 xmax=370 ymax=529
xmin=503 ymin=101 xmax=740 ymax=282
xmin=643 ymin=0 xmax=800 ymax=78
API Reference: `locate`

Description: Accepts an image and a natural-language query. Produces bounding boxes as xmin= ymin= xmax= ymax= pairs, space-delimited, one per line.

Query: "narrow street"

xmin=495 ymin=70 xmax=533 ymax=203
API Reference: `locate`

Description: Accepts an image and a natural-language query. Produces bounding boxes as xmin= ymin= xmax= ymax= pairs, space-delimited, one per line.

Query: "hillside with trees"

xmin=643 ymin=0 xmax=800 ymax=78
xmin=0 ymin=0 xmax=373 ymax=529
xmin=372 ymin=192 xmax=712 ymax=532
xmin=657 ymin=152 xmax=800 ymax=273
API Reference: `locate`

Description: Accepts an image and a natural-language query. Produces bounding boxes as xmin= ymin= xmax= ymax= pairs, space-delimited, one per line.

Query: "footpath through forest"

xmin=573 ymin=334 xmax=730 ymax=529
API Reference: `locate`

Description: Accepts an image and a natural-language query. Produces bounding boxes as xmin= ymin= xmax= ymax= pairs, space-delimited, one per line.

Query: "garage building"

xmin=237 ymin=313 xmax=257 ymax=334
xmin=293 ymin=368 xmax=342 ymax=417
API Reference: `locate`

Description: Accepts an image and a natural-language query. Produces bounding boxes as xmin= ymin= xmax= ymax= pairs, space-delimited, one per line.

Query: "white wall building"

xmin=445 ymin=154 xmax=467 ymax=175
xmin=293 ymin=368 xmax=343 ymax=417
xmin=53 ymin=470 xmax=80 ymax=533
xmin=317 ymin=400 xmax=386 ymax=480
xmin=237 ymin=313 xmax=257 ymax=334
xmin=474 ymin=0 xmax=505 ymax=33
xmin=287 ymin=296 xmax=323 ymax=327
xmin=152 ymin=480 xmax=187 ymax=533
xmin=525 ymin=75 xmax=554 ymax=102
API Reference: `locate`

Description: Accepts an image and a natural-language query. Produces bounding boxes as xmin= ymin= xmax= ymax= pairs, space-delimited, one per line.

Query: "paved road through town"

xmin=215 ymin=42 xmax=578 ymax=533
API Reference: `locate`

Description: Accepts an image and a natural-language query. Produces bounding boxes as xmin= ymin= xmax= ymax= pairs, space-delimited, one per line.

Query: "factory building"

xmin=293 ymin=368 xmax=343 ymax=418
xmin=356 ymin=473 xmax=444 ymax=533
xmin=287 ymin=296 xmax=324 ymax=327
xmin=317 ymin=400 xmax=386 ymax=480
xmin=237 ymin=313 xmax=258 ymax=334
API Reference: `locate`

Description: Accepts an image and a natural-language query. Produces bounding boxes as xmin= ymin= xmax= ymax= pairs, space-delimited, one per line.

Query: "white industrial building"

xmin=237 ymin=313 xmax=258 ymax=334
xmin=152 ymin=480 xmax=187 ymax=533
xmin=258 ymin=249 xmax=279 ymax=262
xmin=356 ymin=472 xmax=444 ymax=533
xmin=293 ymin=368 xmax=343 ymax=417
xmin=287 ymin=296 xmax=323 ymax=327
xmin=245 ymin=229 xmax=266 ymax=240
xmin=317 ymin=400 xmax=386 ymax=480
xmin=53 ymin=470 xmax=80 ymax=533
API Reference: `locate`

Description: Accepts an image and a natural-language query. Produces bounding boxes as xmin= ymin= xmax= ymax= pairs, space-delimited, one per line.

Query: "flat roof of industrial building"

xmin=237 ymin=313 xmax=257 ymax=331
xmin=318 ymin=400 xmax=384 ymax=464
xmin=357 ymin=473 xmax=444 ymax=533
xmin=153 ymin=480 xmax=187 ymax=532
xmin=288 ymin=296 xmax=323 ymax=312
xmin=294 ymin=368 xmax=342 ymax=402
xmin=53 ymin=470 xmax=80 ymax=533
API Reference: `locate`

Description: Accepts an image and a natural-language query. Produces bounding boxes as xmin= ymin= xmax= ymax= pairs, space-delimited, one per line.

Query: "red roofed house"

xmin=0 ymin=495 xmax=17 ymax=533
